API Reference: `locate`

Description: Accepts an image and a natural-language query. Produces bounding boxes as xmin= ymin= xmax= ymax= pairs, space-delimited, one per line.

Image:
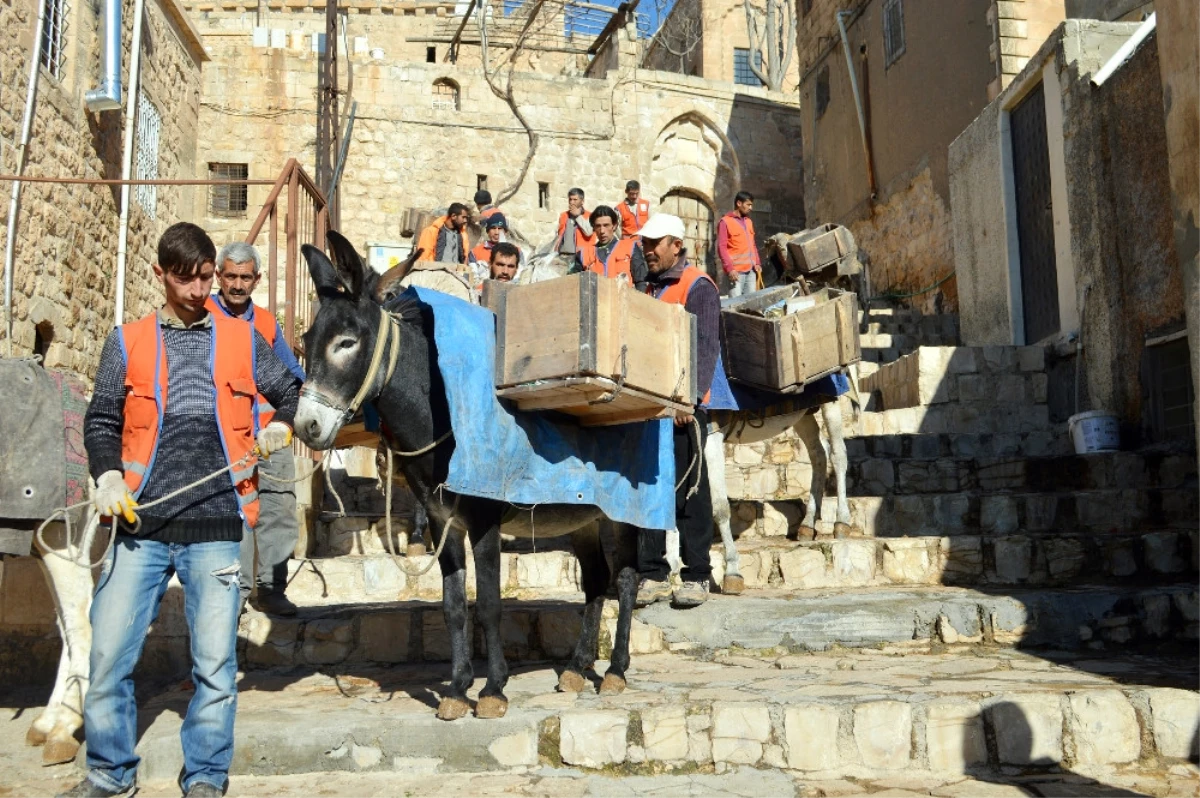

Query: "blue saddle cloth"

xmin=398 ymin=287 xmax=676 ymax=531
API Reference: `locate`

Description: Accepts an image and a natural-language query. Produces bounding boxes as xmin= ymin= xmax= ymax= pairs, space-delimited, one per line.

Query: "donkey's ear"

xmin=372 ymin=247 xmax=424 ymax=304
xmin=303 ymin=244 xmax=346 ymax=296
xmin=326 ymin=230 xmax=368 ymax=299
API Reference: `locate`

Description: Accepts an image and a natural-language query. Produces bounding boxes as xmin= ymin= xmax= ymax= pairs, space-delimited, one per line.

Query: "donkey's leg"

xmin=408 ymin=502 xmax=429 ymax=558
xmin=705 ymin=425 xmax=743 ymax=595
xmin=471 ymin=520 xmax=509 ymax=719
xmin=820 ymin=402 xmax=855 ymax=537
xmin=432 ymin=506 xmax=473 ymax=721
xmin=601 ymin=523 xmax=639 ymax=695
xmin=558 ymin=522 xmax=610 ymax=694
xmin=795 ymin=412 xmax=828 ymax=540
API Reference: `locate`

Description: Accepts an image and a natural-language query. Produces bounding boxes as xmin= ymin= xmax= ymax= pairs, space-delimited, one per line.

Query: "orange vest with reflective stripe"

xmin=205 ymin=295 xmax=279 ymax=427
xmin=579 ymin=238 xmax=637 ymax=284
xmin=616 ymin=199 xmax=650 ymax=237
xmin=417 ymin=216 xmax=469 ymax=263
xmin=720 ymin=212 xmax=759 ymax=272
xmin=119 ymin=312 xmax=261 ymax=528
xmin=470 ymin=241 xmax=494 ymax=265
xmin=556 ymin=210 xmax=595 ymax=251
xmin=649 ymin=264 xmax=716 ymax=404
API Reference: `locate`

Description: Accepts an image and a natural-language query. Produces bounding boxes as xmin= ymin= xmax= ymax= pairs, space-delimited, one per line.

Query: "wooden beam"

xmin=586 ymin=0 xmax=636 ymax=56
xmin=445 ymin=0 xmax=477 ymax=63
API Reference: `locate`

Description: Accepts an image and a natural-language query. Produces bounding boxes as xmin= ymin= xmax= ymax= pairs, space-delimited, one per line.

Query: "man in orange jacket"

xmin=615 ymin=180 xmax=650 ymax=238
xmin=717 ymin=191 xmax=761 ymax=297
xmin=66 ymin=222 xmax=300 ymax=798
xmin=416 ymin=203 xmax=470 ymax=264
xmin=575 ymin=205 xmax=647 ymax=289
xmin=552 ymin=187 xmax=594 ymax=272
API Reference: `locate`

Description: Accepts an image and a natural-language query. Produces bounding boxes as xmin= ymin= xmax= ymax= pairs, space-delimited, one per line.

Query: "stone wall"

xmin=0 ymin=0 xmax=206 ymax=377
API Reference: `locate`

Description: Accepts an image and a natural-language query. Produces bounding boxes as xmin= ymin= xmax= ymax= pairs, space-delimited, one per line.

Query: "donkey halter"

xmin=300 ymin=309 xmax=402 ymax=423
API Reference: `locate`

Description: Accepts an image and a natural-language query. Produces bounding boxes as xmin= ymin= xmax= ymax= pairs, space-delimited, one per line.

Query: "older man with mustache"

xmin=207 ymin=242 xmax=307 ymax=617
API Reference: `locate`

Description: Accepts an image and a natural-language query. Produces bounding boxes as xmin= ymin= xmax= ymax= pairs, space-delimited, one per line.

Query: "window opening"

xmin=1143 ymin=337 xmax=1195 ymax=444
xmin=432 ymin=79 xmax=460 ymax=111
xmin=40 ymin=0 xmax=68 ymax=79
xmin=733 ymin=48 xmax=764 ymax=87
xmin=33 ymin=321 xmax=53 ymax=360
xmin=209 ymin=163 xmax=249 ymax=218
xmin=477 ymin=174 xmax=488 ymax=191
xmin=135 ymin=91 xmax=162 ymax=219
xmin=537 ymin=182 xmax=550 ymax=209
xmin=426 ymin=46 xmax=437 ymax=63
xmin=883 ymin=0 xmax=905 ymax=67
xmin=815 ymin=64 xmax=830 ymax=117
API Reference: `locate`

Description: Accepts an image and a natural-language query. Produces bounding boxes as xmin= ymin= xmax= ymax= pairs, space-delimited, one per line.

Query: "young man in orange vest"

xmin=635 ymin=213 xmax=720 ymax=608
xmin=416 ymin=203 xmax=470 ymax=264
xmin=615 ymin=180 xmax=650 ymax=239
xmin=552 ymin=187 xmax=594 ymax=272
xmin=207 ymin=241 xmax=307 ymax=618
xmin=474 ymin=189 xmax=499 ymax=222
xmin=66 ymin=223 xmax=300 ymax=798
xmin=469 ymin=213 xmax=522 ymax=285
xmin=575 ymin=205 xmax=647 ymax=289
xmin=717 ymin=190 xmax=761 ymax=297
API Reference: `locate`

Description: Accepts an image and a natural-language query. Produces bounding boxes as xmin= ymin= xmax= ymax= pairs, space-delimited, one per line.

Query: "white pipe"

xmin=3 ymin=0 xmax=48 ymax=357
xmin=1092 ymin=12 xmax=1156 ymax=87
xmin=836 ymin=10 xmax=875 ymax=199
xmin=114 ymin=0 xmax=148 ymax=328
xmin=85 ymin=0 xmax=124 ymax=111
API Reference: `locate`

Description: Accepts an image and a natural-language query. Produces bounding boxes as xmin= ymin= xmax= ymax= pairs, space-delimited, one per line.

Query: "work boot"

xmin=635 ymin=578 xmax=672 ymax=607
xmin=56 ymin=778 xmax=135 ymax=798
xmin=250 ymin=589 xmax=298 ymax=617
xmin=672 ymin=580 xmax=710 ymax=608
xmin=183 ymin=782 xmax=225 ymax=798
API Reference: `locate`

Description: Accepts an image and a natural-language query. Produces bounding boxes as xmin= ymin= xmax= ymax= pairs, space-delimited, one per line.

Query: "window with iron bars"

xmin=883 ymin=0 xmax=906 ymax=67
xmin=40 ymin=0 xmax=68 ymax=80
xmin=135 ymin=92 xmax=161 ymax=219
xmin=733 ymin=48 xmax=763 ymax=87
xmin=209 ymin=163 xmax=249 ymax=218
xmin=432 ymin=79 xmax=460 ymax=111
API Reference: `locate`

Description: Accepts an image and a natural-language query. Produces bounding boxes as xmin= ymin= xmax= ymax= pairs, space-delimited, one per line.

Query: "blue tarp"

xmin=403 ymin=287 xmax=677 ymax=531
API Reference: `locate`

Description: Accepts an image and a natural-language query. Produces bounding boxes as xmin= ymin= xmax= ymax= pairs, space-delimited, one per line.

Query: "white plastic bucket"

xmin=1068 ymin=410 xmax=1120 ymax=454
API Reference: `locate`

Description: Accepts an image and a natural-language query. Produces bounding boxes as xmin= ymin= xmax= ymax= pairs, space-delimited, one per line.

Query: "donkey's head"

xmin=293 ymin=231 xmax=402 ymax=450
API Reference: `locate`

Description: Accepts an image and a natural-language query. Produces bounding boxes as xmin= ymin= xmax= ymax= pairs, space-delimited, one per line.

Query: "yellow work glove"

xmin=92 ymin=470 xmax=139 ymax=524
xmin=255 ymin=421 xmax=293 ymax=460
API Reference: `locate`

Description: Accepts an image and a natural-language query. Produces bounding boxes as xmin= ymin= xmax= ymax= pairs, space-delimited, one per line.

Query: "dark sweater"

xmin=84 ymin=311 xmax=301 ymax=543
xmin=647 ymin=261 xmax=720 ymax=405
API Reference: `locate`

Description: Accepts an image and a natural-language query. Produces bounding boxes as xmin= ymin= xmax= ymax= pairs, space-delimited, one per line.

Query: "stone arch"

xmin=432 ymin=78 xmax=460 ymax=111
xmin=659 ymin=188 xmax=716 ymax=270
xmin=648 ymin=111 xmax=740 ymax=216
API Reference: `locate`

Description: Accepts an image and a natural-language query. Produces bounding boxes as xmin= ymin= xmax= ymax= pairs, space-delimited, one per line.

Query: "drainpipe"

xmin=3 ymin=0 xmax=48 ymax=356
xmin=85 ymin=0 xmax=124 ymax=111
xmin=114 ymin=0 xmax=148 ymax=327
xmin=836 ymin=10 xmax=876 ymax=199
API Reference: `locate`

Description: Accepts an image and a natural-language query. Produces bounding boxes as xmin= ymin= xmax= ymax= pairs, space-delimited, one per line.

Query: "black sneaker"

xmin=183 ymin=782 xmax=225 ymax=798
xmin=250 ymin=590 xmax=298 ymax=616
xmin=55 ymin=778 xmax=135 ymax=798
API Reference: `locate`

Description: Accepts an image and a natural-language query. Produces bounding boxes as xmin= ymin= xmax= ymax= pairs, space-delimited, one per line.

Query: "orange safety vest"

xmin=556 ymin=210 xmax=595 ymax=251
xmin=479 ymin=206 xmax=500 ymax=221
xmin=720 ymin=212 xmax=759 ymax=272
xmin=119 ymin=312 xmax=261 ymax=527
xmin=616 ymin=199 xmax=650 ymax=238
xmin=649 ymin=264 xmax=717 ymax=404
xmin=578 ymin=238 xmax=637 ymax=284
xmin=417 ymin=216 xmax=469 ymax=263
xmin=205 ymin=295 xmax=280 ymax=428
xmin=469 ymin=241 xmax=494 ymax=265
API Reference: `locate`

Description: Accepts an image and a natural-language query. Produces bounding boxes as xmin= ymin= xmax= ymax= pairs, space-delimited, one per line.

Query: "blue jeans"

xmin=84 ymin=536 xmax=241 ymax=794
xmin=727 ymin=270 xmax=758 ymax=297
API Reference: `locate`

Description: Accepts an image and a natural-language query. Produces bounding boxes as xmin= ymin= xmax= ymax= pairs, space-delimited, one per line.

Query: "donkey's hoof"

xmin=557 ymin=670 xmax=587 ymax=693
xmin=475 ymin=695 xmax=508 ymax=719
xmin=25 ymin=725 xmax=47 ymax=747
xmin=833 ymin=522 xmax=856 ymax=539
xmin=791 ymin=525 xmax=817 ymax=542
xmin=42 ymin=737 xmax=80 ymax=766
xmin=406 ymin=543 xmax=427 ymax=558
xmin=598 ymin=673 xmax=627 ymax=695
xmin=721 ymin=574 xmax=745 ymax=595
xmin=436 ymin=697 xmax=471 ymax=721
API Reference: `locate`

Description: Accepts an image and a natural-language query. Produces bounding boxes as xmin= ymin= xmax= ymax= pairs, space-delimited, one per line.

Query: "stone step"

xmin=849 ymin=400 xmax=1053 ymax=437
xmin=45 ymin=648 xmax=1198 ymax=785
xmin=859 ymin=345 xmax=1045 ymax=411
xmin=844 ymin=431 xmax=1075 ymax=460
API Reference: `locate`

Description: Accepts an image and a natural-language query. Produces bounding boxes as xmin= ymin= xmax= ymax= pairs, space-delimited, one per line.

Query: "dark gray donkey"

xmin=294 ymin=232 xmax=640 ymax=720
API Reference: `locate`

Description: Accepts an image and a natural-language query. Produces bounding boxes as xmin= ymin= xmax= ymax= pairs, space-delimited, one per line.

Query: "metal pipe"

xmin=1092 ymin=12 xmax=1156 ymax=87
xmin=3 ymin=0 xmax=48 ymax=356
xmin=0 ymin=174 xmax=274 ymax=186
xmin=836 ymin=10 xmax=876 ymax=199
xmin=114 ymin=0 xmax=149 ymax=328
xmin=85 ymin=0 xmax=123 ymax=111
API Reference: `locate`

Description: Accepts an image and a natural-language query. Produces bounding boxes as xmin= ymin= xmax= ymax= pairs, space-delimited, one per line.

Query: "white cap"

xmin=639 ymin=213 xmax=686 ymax=240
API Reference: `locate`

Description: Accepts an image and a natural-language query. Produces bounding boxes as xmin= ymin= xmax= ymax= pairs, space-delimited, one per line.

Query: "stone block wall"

xmin=0 ymin=0 xmax=206 ymax=377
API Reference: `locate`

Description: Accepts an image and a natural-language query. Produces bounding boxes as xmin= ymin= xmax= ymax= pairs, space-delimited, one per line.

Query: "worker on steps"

xmin=552 ymin=187 xmax=594 ymax=272
xmin=615 ymin=179 xmax=650 ymax=239
xmin=575 ymin=205 xmax=647 ymax=289
xmin=717 ymin=191 xmax=761 ymax=297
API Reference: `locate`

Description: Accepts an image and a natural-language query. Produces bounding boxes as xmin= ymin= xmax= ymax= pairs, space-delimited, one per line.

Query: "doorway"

xmin=659 ymin=190 xmax=715 ymax=277
xmin=1010 ymin=83 xmax=1060 ymax=344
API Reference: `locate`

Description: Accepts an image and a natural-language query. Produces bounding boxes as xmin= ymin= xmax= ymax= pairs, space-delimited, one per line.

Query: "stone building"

xmin=184 ymin=0 xmax=806 ymax=285
xmin=950 ymin=18 xmax=1192 ymax=447
xmin=0 ymin=0 xmax=207 ymax=376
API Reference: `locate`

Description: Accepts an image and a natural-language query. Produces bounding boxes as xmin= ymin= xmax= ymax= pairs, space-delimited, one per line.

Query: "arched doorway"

xmin=659 ymin=189 xmax=715 ymax=275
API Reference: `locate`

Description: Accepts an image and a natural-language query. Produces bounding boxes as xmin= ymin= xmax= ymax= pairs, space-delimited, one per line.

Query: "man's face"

xmin=736 ymin=199 xmax=754 ymax=216
xmin=487 ymin=226 xmax=504 ymax=244
xmin=568 ymin=194 xmax=584 ymax=214
xmin=643 ymin=236 xmax=682 ymax=275
xmin=217 ymin=258 xmax=260 ymax=310
xmin=451 ymin=211 xmax=468 ymax=230
xmin=155 ymin=261 xmax=216 ymax=317
xmin=626 ymin=188 xmax=640 ymax=204
xmin=490 ymin=253 xmax=519 ymax=282
xmin=593 ymin=215 xmax=616 ymax=245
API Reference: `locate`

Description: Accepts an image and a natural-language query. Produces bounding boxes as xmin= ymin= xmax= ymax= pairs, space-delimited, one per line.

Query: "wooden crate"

xmin=786 ymin=224 xmax=856 ymax=274
xmin=488 ymin=272 xmax=697 ymax=424
xmin=720 ymin=286 xmax=861 ymax=392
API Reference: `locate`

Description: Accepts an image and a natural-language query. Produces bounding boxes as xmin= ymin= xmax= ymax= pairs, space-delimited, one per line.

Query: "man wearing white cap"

xmin=634 ymin=213 xmax=719 ymax=608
